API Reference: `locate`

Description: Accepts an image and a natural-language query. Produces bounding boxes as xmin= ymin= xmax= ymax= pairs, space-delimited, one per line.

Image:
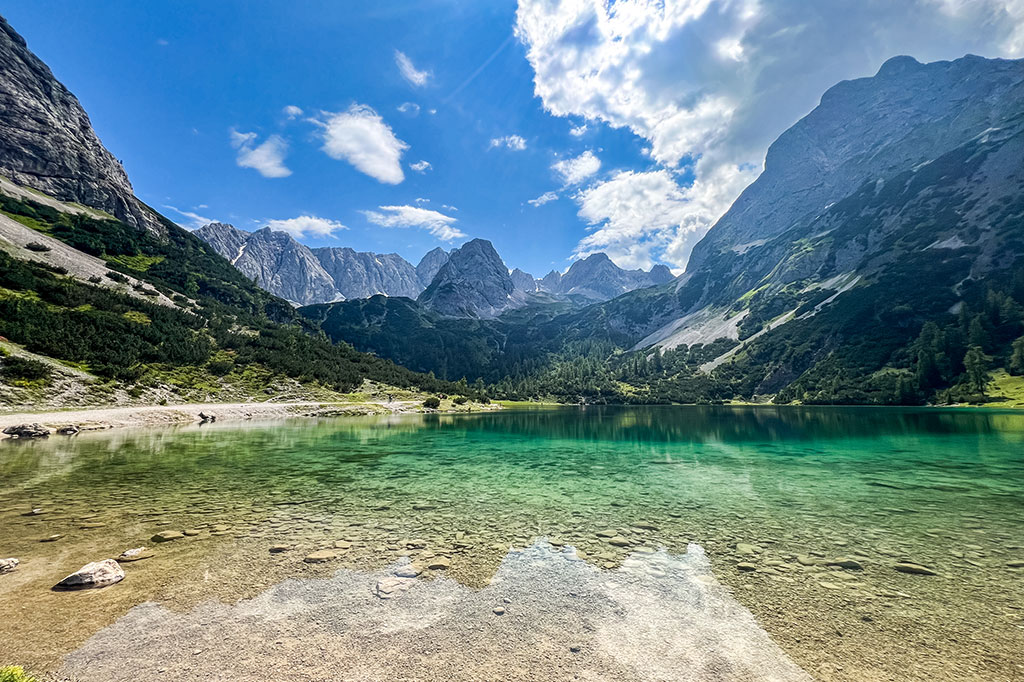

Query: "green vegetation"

xmin=423 ymin=396 xmax=441 ymax=409
xmin=0 ymin=666 xmax=39 ymax=682
xmin=0 ymin=192 xmax=479 ymax=401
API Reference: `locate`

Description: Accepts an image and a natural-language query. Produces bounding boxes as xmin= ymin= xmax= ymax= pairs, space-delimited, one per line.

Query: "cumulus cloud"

xmin=363 ymin=205 xmax=465 ymax=241
xmin=265 ymin=215 xmax=347 ymax=238
xmin=573 ymin=166 xmax=757 ymax=270
xmin=552 ymin=150 xmax=601 ymax=185
xmin=395 ymin=50 xmax=431 ymax=87
xmin=229 ymin=129 xmax=291 ymax=178
xmin=163 ymin=205 xmax=214 ymax=230
xmin=410 ymin=160 xmax=433 ymax=173
xmin=516 ymin=0 xmax=1024 ymax=268
xmin=490 ymin=134 xmax=527 ymax=151
xmin=528 ymin=191 xmax=559 ymax=207
xmin=314 ymin=105 xmax=409 ymax=184
xmin=282 ymin=105 xmax=303 ymax=120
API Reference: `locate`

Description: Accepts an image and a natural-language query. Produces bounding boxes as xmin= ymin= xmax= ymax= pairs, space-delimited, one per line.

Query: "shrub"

xmin=453 ymin=396 xmax=468 ymax=405
xmin=24 ymin=242 xmax=50 ymax=253
xmin=0 ymin=356 xmax=52 ymax=384
xmin=105 ymin=271 xmax=129 ymax=284
xmin=88 ymin=275 xmax=102 ymax=284
xmin=423 ymin=396 xmax=441 ymax=409
xmin=208 ymin=359 xmax=234 ymax=376
xmin=0 ymin=665 xmax=40 ymax=682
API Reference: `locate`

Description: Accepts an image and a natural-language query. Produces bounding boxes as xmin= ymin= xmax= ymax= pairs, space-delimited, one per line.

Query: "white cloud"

xmin=163 ymin=205 xmax=214 ymax=230
xmin=398 ymin=101 xmax=421 ymax=116
xmin=229 ymin=129 xmax=291 ymax=178
xmin=410 ymin=160 xmax=433 ymax=173
xmin=569 ymin=124 xmax=587 ymax=137
xmin=314 ymin=105 xmax=409 ymax=184
xmin=282 ymin=105 xmax=303 ymax=120
xmin=362 ymin=205 xmax=465 ymax=241
xmin=552 ymin=150 xmax=601 ymax=185
xmin=528 ymin=191 xmax=559 ymax=207
xmin=265 ymin=215 xmax=347 ymax=239
xmin=489 ymin=134 xmax=527 ymax=151
xmin=414 ymin=197 xmax=430 ymax=204
xmin=516 ymin=0 xmax=1024 ymax=268
xmin=395 ymin=50 xmax=431 ymax=87
xmin=572 ymin=165 xmax=757 ymax=270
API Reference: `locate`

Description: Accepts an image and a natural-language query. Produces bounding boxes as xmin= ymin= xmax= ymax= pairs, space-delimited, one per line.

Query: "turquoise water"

xmin=2 ymin=406 xmax=1023 ymax=679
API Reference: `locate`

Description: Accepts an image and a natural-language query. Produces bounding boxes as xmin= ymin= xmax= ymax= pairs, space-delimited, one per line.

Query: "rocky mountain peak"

xmin=0 ymin=16 xmax=162 ymax=234
xmin=416 ymin=247 xmax=450 ymax=286
xmin=418 ymin=239 xmax=523 ymax=318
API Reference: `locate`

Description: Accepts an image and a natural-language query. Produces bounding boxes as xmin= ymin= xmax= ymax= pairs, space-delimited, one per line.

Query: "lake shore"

xmin=0 ymin=398 xmax=499 ymax=436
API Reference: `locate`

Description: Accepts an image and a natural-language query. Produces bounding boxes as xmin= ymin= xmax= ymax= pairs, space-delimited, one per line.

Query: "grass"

xmin=105 ymin=253 xmax=165 ymax=271
xmin=0 ymin=210 xmax=50 ymax=233
xmin=977 ymin=369 xmax=1024 ymax=408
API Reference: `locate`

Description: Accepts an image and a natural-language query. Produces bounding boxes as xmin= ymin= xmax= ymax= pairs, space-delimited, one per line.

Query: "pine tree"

xmin=963 ymin=345 xmax=990 ymax=394
xmin=1010 ymin=336 xmax=1024 ymax=376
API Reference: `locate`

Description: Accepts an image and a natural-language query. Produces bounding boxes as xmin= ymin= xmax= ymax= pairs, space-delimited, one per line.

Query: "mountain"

xmin=539 ymin=254 xmax=674 ymax=301
xmin=510 ymin=268 xmax=538 ymax=292
xmin=308 ymin=54 xmax=1024 ymax=405
xmin=195 ymin=222 xmax=430 ymax=305
xmin=0 ymin=16 xmax=161 ymax=235
xmin=0 ymin=15 xmax=470 ymax=409
xmin=313 ymin=247 xmax=423 ymax=299
xmin=418 ymin=239 xmax=526 ymax=318
xmin=416 ymin=247 xmax=449 ymax=285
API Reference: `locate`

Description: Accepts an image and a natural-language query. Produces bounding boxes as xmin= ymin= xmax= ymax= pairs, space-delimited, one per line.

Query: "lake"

xmin=1 ymin=406 xmax=1022 ymax=681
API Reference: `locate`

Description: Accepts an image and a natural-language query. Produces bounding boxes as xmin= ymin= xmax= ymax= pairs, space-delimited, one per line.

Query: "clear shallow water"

xmin=1 ymin=406 xmax=1023 ymax=680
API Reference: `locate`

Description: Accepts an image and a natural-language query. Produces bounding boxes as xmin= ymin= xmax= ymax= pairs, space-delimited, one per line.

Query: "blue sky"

xmin=5 ymin=1 xmax=1023 ymax=275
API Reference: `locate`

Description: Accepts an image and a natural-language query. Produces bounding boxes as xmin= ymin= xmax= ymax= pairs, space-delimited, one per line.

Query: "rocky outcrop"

xmin=52 ymin=559 xmax=124 ymax=590
xmin=2 ymin=423 xmax=50 ymax=438
xmin=0 ymin=16 xmax=162 ymax=234
xmin=416 ymin=247 xmax=449 ymax=286
xmin=539 ymin=254 xmax=674 ymax=301
xmin=313 ymin=247 xmax=423 ymax=299
xmin=194 ymin=222 xmax=248 ymax=261
xmin=510 ymin=268 xmax=538 ymax=292
xmin=418 ymin=239 xmax=525 ymax=319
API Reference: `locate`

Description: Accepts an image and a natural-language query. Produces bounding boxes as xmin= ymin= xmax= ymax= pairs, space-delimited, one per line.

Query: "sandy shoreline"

xmin=0 ymin=399 xmax=442 ymax=436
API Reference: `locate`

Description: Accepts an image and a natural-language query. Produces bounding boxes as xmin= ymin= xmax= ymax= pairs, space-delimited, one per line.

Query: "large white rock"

xmin=0 ymin=557 xmax=19 ymax=574
xmin=53 ymin=559 xmax=124 ymax=590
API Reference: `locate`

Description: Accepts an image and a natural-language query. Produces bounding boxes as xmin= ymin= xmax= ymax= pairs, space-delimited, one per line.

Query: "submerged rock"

xmin=2 ymin=423 xmax=50 ymax=438
xmin=0 ymin=557 xmax=19 ymax=574
xmin=893 ymin=562 xmax=937 ymax=576
xmin=826 ymin=557 xmax=863 ymax=570
xmin=53 ymin=559 xmax=124 ymax=590
xmin=303 ymin=550 xmax=338 ymax=563
xmin=118 ymin=547 xmax=154 ymax=562
xmin=151 ymin=530 xmax=184 ymax=543
xmin=375 ymin=576 xmax=415 ymax=599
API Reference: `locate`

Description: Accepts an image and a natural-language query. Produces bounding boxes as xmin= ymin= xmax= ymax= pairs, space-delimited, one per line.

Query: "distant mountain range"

xmin=195 ymin=221 xmax=673 ymax=313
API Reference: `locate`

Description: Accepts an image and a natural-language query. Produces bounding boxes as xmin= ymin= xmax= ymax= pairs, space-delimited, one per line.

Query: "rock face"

xmin=539 ymin=254 xmax=674 ymax=301
xmin=2 ymin=423 xmax=50 ymax=438
xmin=415 ymin=247 xmax=449 ymax=286
xmin=313 ymin=247 xmax=423 ymax=299
xmin=418 ymin=239 xmax=525 ymax=319
xmin=688 ymin=54 xmax=1024 ymax=271
xmin=0 ymin=17 xmax=161 ymax=234
xmin=510 ymin=268 xmax=538 ymax=293
xmin=195 ymin=222 xmax=432 ymax=305
xmin=52 ymin=559 xmax=124 ymax=590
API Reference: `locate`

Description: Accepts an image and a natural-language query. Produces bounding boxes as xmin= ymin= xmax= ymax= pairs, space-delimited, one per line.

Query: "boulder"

xmin=2 ymin=423 xmax=50 ymax=438
xmin=0 ymin=557 xmax=19 ymax=574
xmin=57 ymin=425 xmax=80 ymax=435
xmin=53 ymin=559 xmax=124 ymax=590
